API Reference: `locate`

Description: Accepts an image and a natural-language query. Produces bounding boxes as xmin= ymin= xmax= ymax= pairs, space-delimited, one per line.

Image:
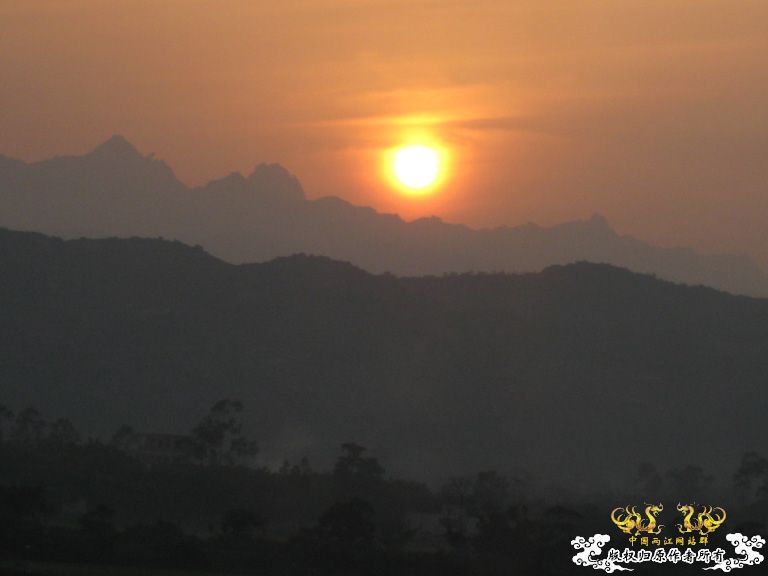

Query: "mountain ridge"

xmin=1 ymin=136 xmax=766 ymax=296
xmin=2 ymin=227 xmax=768 ymax=484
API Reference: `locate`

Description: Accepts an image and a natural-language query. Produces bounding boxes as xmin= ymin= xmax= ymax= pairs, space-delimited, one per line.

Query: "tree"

xmin=735 ymin=451 xmax=768 ymax=501
xmin=315 ymin=498 xmax=376 ymax=550
xmin=80 ymin=504 xmax=117 ymax=558
xmin=636 ymin=461 xmax=664 ymax=497
xmin=279 ymin=456 xmax=312 ymax=476
xmin=0 ymin=404 xmax=13 ymax=444
xmin=191 ymin=399 xmax=257 ymax=466
xmin=667 ymin=465 xmax=713 ymax=500
xmin=221 ymin=508 xmax=266 ymax=539
xmin=228 ymin=435 xmax=259 ymax=464
xmin=333 ymin=443 xmax=385 ymax=499
xmin=0 ymin=486 xmax=47 ymax=552
xmin=12 ymin=407 xmax=47 ymax=445
xmin=439 ymin=477 xmax=475 ymax=550
xmin=334 ymin=443 xmax=384 ymax=480
xmin=438 ymin=471 xmax=519 ymax=553
xmin=472 ymin=470 xmax=511 ymax=517
xmin=48 ymin=418 xmax=81 ymax=447
xmin=110 ymin=424 xmax=140 ymax=451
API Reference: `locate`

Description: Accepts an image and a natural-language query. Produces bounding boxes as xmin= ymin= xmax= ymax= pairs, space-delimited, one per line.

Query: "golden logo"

xmin=676 ymin=503 xmax=726 ymax=535
xmin=610 ymin=503 xmax=664 ymax=535
xmin=611 ymin=503 xmax=726 ymax=537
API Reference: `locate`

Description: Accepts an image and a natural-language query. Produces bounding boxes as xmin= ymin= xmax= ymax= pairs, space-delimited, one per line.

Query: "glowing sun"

xmin=392 ymin=145 xmax=441 ymax=191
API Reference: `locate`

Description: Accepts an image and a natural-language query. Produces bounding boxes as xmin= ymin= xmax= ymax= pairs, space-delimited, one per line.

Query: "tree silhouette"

xmin=438 ymin=471 xmax=523 ymax=554
xmin=334 ymin=443 xmax=384 ymax=479
xmin=47 ymin=418 xmax=80 ymax=447
xmin=12 ymin=407 xmax=47 ymax=445
xmin=0 ymin=486 xmax=46 ymax=554
xmin=110 ymin=424 xmax=140 ymax=451
xmin=667 ymin=465 xmax=713 ymax=500
xmin=191 ymin=399 xmax=257 ymax=466
xmin=333 ymin=443 xmax=384 ymax=497
xmin=472 ymin=471 xmax=510 ymax=517
xmin=636 ymin=461 xmax=664 ymax=497
xmin=439 ymin=476 xmax=475 ymax=550
xmin=315 ymin=498 xmax=376 ymax=550
xmin=0 ymin=403 xmax=13 ymax=444
xmin=279 ymin=456 xmax=313 ymax=475
xmin=221 ymin=508 xmax=266 ymax=539
xmin=735 ymin=451 xmax=768 ymax=502
xmin=80 ymin=504 xmax=117 ymax=559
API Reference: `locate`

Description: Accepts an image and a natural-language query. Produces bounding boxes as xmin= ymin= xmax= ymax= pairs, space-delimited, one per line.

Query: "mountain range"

xmin=2 ymin=227 xmax=767 ymax=487
xmin=1 ymin=135 xmax=766 ymax=297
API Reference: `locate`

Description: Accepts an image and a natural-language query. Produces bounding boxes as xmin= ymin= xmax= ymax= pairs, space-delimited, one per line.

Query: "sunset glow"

xmin=385 ymin=141 xmax=449 ymax=196
xmin=393 ymin=145 xmax=440 ymax=190
xmin=1 ymin=1 xmax=768 ymax=263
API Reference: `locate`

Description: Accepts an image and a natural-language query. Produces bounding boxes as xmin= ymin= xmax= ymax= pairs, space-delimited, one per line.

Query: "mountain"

xmin=2 ymin=228 xmax=767 ymax=486
xmin=0 ymin=136 xmax=766 ymax=296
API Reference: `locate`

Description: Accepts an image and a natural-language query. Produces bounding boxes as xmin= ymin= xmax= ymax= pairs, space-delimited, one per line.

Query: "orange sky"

xmin=1 ymin=0 xmax=767 ymax=264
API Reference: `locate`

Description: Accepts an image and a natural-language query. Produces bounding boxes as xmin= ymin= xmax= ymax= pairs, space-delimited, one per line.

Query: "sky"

xmin=1 ymin=0 xmax=767 ymax=265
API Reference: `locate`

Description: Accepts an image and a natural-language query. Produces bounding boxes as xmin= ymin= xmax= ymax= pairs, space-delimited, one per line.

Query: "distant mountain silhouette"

xmin=1 ymin=135 xmax=766 ymax=296
xmin=2 ymin=228 xmax=767 ymax=485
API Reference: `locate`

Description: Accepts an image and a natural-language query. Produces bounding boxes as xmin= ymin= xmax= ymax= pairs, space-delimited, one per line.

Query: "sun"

xmin=391 ymin=144 xmax=442 ymax=192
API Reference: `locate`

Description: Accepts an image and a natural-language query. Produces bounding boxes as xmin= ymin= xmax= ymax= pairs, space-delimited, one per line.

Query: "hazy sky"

xmin=1 ymin=1 xmax=767 ymax=264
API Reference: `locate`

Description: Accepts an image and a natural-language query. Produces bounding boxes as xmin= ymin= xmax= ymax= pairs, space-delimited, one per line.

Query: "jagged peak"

xmin=246 ymin=163 xmax=305 ymax=200
xmin=586 ymin=213 xmax=612 ymax=229
xmin=89 ymin=134 xmax=142 ymax=160
xmin=412 ymin=215 xmax=445 ymax=226
xmin=0 ymin=153 xmax=26 ymax=168
xmin=257 ymin=253 xmax=374 ymax=283
xmin=549 ymin=213 xmax=616 ymax=236
xmin=212 ymin=171 xmax=246 ymax=185
xmin=248 ymin=162 xmax=293 ymax=180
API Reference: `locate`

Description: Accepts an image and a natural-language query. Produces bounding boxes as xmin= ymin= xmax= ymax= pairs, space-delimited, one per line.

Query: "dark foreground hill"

xmin=1 ymin=227 xmax=767 ymax=486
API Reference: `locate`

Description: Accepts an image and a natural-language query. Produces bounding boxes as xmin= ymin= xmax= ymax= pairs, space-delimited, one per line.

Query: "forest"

xmin=2 ymin=400 xmax=767 ymax=575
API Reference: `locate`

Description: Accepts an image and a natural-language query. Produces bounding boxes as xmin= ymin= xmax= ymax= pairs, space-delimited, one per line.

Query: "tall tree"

xmin=110 ymin=424 xmax=140 ymax=451
xmin=667 ymin=465 xmax=713 ymax=500
xmin=12 ymin=407 xmax=47 ymax=445
xmin=636 ymin=461 xmax=664 ymax=497
xmin=735 ymin=451 xmax=768 ymax=502
xmin=0 ymin=404 xmax=13 ymax=444
xmin=191 ymin=399 xmax=257 ymax=466
xmin=333 ymin=443 xmax=385 ymax=498
xmin=48 ymin=418 xmax=81 ymax=447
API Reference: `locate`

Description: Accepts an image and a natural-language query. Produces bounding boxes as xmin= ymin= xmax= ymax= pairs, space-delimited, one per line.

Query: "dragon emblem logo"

xmin=611 ymin=503 xmax=665 ymax=535
xmin=677 ymin=503 xmax=727 ymax=535
xmin=573 ymin=503 xmax=761 ymax=571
